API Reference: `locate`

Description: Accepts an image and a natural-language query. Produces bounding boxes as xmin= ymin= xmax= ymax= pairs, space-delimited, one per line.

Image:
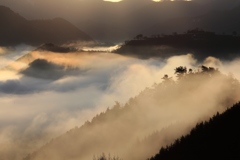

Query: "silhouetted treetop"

xmin=93 ymin=153 xmax=122 ymax=160
xmin=175 ymin=66 xmax=187 ymax=75
xmin=174 ymin=66 xmax=187 ymax=79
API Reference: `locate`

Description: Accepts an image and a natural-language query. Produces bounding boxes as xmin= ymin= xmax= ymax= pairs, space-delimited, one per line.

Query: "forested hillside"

xmin=116 ymin=29 xmax=240 ymax=60
xmin=150 ymin=102 xmax=240 ymax=160
xmin=24 ymin=66 xmax=240 ymax=160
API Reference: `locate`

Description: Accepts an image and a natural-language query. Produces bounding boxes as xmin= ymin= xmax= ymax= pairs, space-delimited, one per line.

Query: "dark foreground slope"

xmin=150 ymin=102 xmax=240 ymax=160
xmin=0 ymin=6 xmax=93 ymax=46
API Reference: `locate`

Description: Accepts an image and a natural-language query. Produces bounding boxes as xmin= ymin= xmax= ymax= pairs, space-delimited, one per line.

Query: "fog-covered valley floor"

xmin=1 ymin=44 xmax=240 ymax=160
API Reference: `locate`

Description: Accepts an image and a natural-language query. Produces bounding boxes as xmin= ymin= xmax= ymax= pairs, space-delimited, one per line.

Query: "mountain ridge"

xmin=0 ymin=5 xmax=93 ymax=46
xmin=115 ymin=29 xmax=240 ymax=60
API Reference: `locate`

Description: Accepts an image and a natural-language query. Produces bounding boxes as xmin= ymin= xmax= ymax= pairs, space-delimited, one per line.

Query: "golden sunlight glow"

xmin=0 ymin=70 xmax=20 ymax=80
xmin=0 ymin=47 xmax=6 ymax=55
xmin=153 ymin=0 xmax=192 ymax=1
xmin=104 ymin=0 xmax=122 ymax=2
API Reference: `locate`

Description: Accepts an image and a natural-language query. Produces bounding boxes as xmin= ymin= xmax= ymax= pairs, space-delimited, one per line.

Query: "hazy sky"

xmin=0 ymin=0 xmax=238 ymax=19
xmin=1 ymin=0 xmax=240 ymax=43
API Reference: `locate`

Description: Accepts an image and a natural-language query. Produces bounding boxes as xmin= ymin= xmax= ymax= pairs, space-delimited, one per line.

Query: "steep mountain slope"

xmin=150 ymin=102 xmax=240 ymax=160
xmin=0 ymin=6 xmax=93 ymax=46
xmin=24 ymin=66 xmax=240 ymax=160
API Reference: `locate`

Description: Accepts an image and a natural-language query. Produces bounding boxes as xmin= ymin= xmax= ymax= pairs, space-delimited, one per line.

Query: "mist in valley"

xmin=0 ymin=44 xmax=240 ymax=160
xmin=1 ymin=0 xmax=240 ymax=159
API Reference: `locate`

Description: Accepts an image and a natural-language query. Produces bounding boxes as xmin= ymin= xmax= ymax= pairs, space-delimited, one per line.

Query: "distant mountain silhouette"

xmin=0 ymin=5 xmax=93 ymax=46
xmin=150 ymin=102 xmax=240 ymax=160
xmin=116 ymin=29 xmax=240 ymax=60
